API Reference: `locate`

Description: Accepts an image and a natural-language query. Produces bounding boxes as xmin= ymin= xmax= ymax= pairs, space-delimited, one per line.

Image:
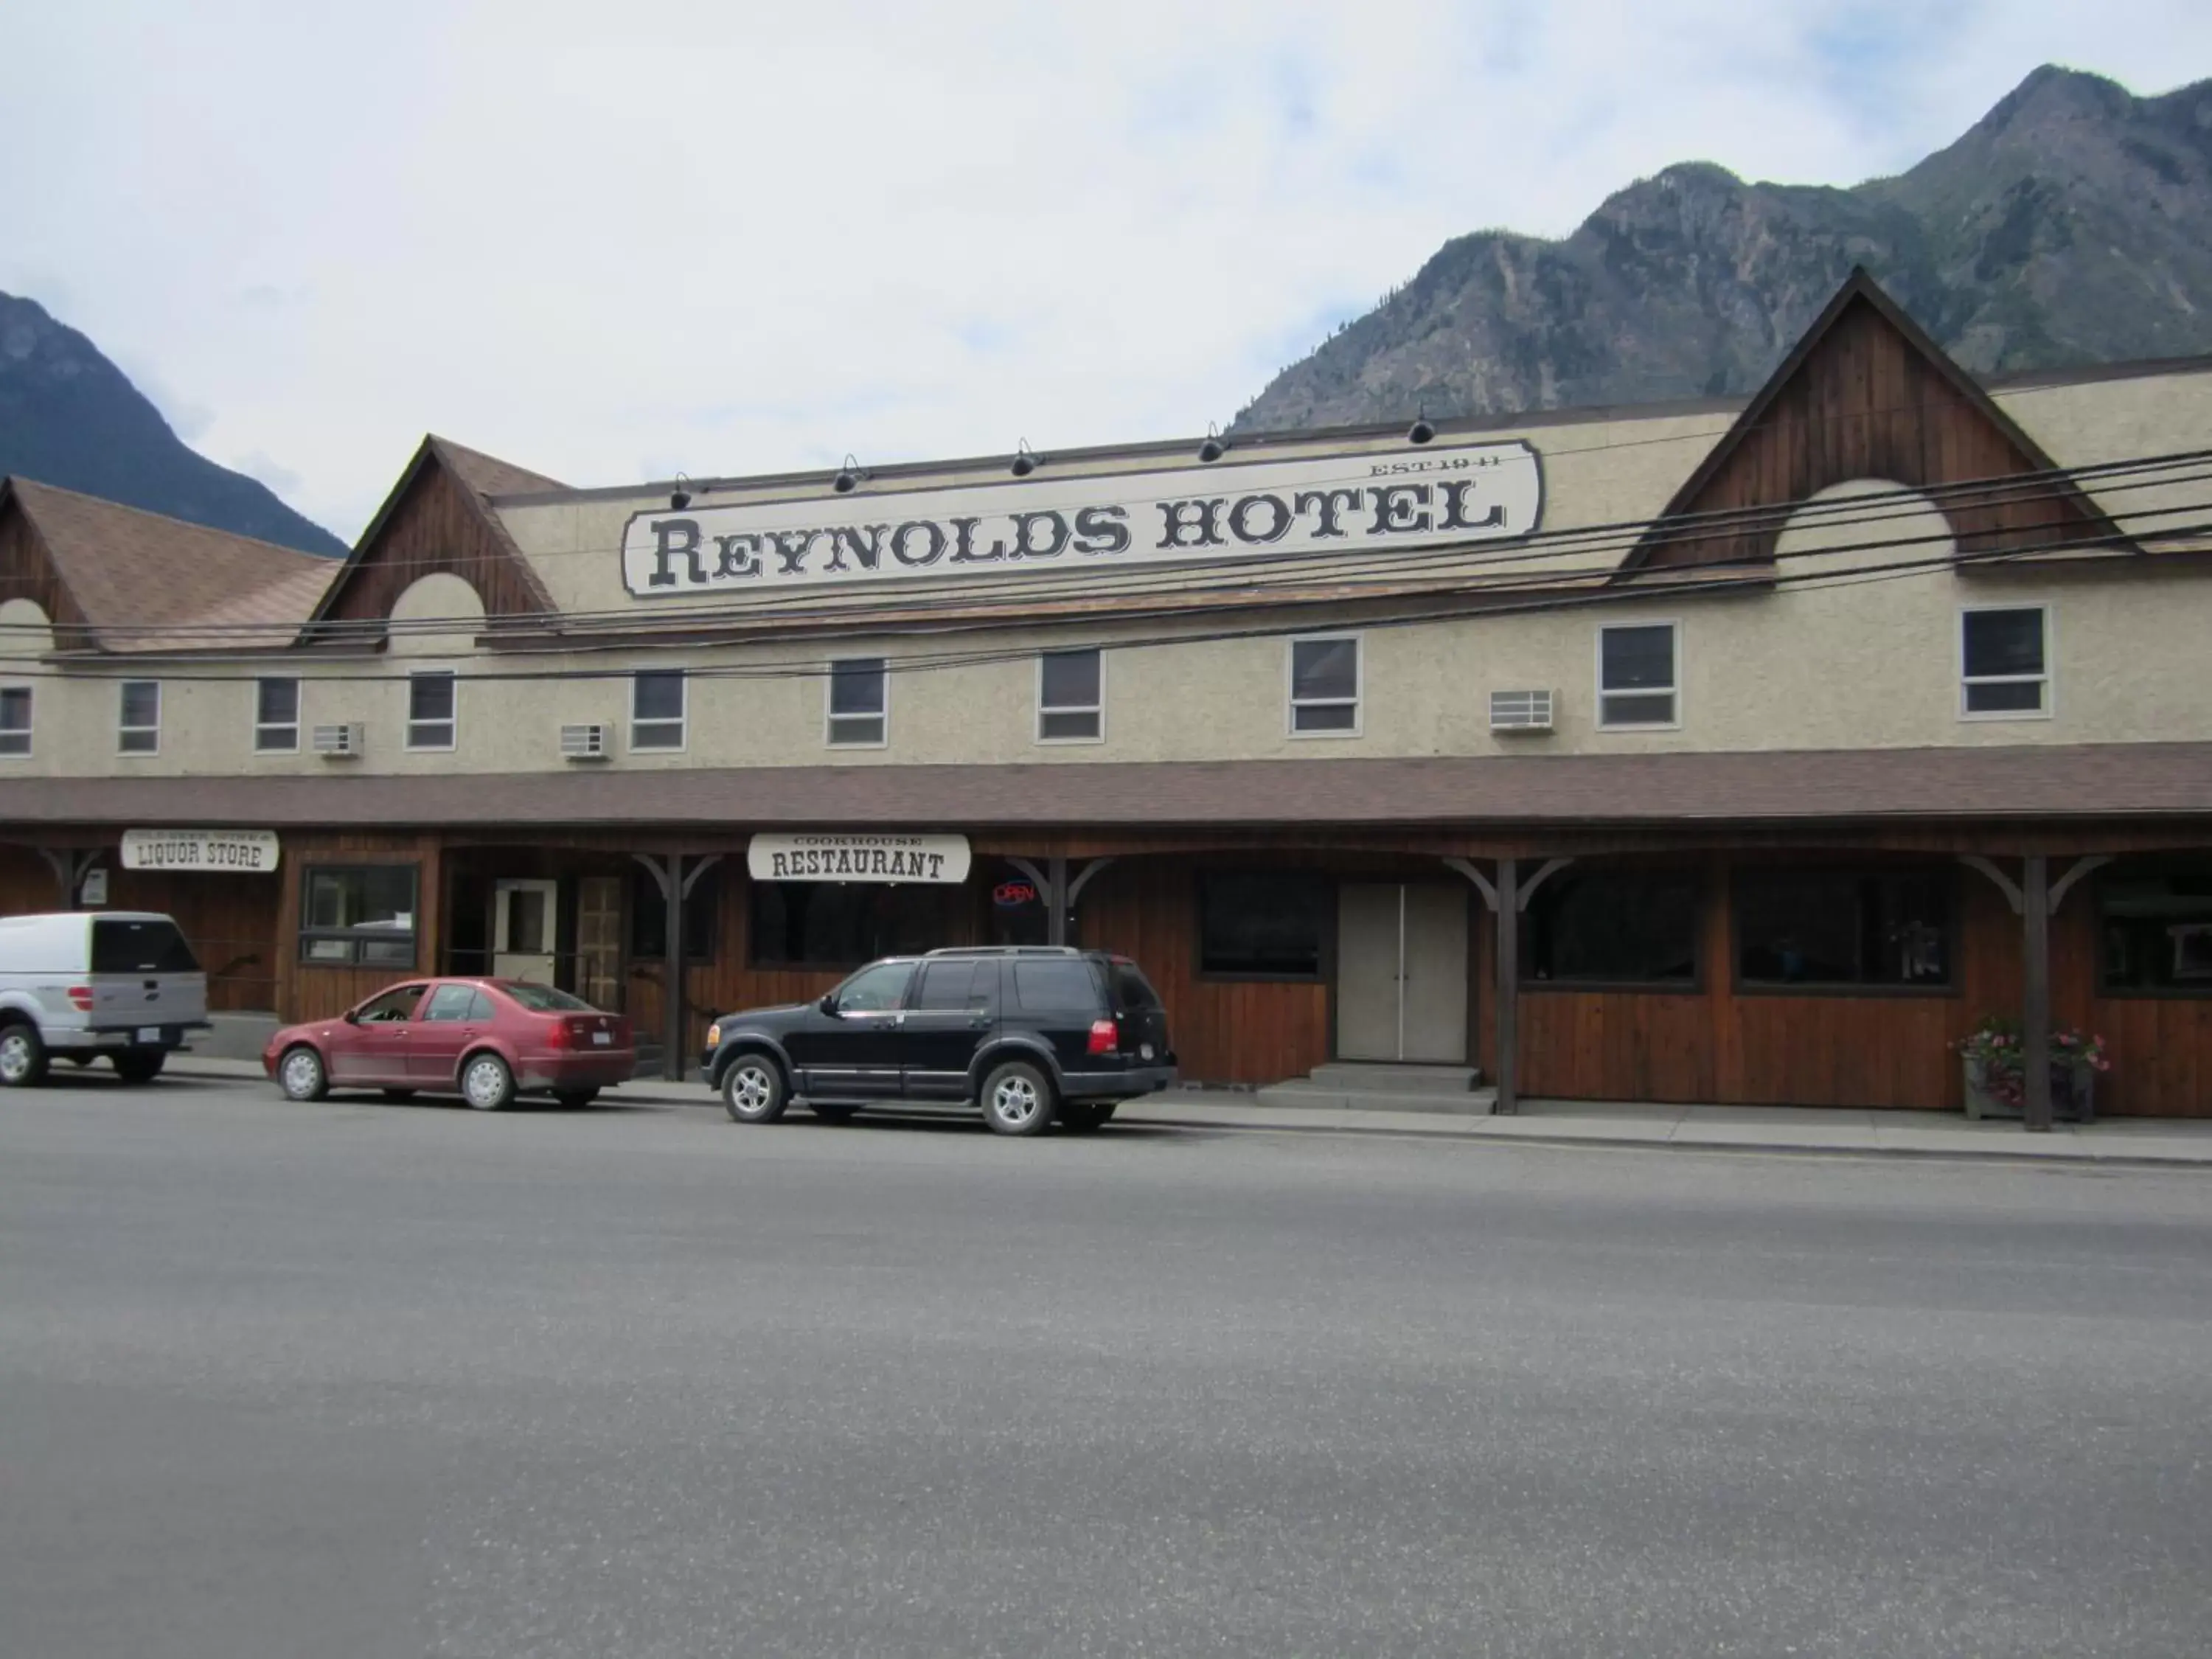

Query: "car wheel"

xmin=981 ymin=1060 xmax=1055 ymax=1136
xmin=0 ymin=1021 xmax=48 ymax=1088
xmin=112 ymin=1049 xmax=166 ymax=1085
xmin=720 ymin=1054 xmax=788 ymax=1124
xmin=461 ymin=1052 xmax=515 ymax=1112
xmin=277 ymin=1044 xmax=327 ymax=1102
xmin=380 ymin=1088 xmax=417 ymax=1102
xmin=554 ymin=1088 xmax=599 ymax=1110
xmin=810 ymin=1100 xmax=860 ymax=1122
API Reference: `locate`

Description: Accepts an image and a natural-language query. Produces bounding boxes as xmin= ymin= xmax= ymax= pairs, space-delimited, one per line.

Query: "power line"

xmin=18 ymin=447 xmax=2211 ymax=646
xmin=1 ymin=497 xmax=2196 ymax=687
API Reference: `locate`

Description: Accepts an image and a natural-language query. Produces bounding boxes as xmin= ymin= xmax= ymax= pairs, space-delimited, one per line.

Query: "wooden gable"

xmin=1623 ymin=268 xmax=2130 ymax=574
xmin=305 ymin=437 xmax=560 ymax=635
xmin=0 ymin=479 xmax=97 ymax=647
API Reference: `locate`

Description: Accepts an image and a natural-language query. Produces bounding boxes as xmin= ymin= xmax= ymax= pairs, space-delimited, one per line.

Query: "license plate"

xmin=1140 ymin=1043 xmax=1155 ymax=1060
xmin=591 ymin=1031 xmax=611 ymax=1046
xmin=136 ymin=1026 xmax=160 ymax=1043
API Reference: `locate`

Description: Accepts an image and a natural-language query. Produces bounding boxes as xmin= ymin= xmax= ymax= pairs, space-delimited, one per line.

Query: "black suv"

xmin=700 ymin=947 xmax=1175 ymax=1135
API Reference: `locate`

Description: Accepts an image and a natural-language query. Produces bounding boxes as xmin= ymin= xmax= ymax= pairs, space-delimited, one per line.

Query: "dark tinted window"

xmin=1013 ymin=959 xmax=1101 ymax=1011
xmin=630 ymin=863 xmax=717 ymax=962
xmin=2100 ymin=860 xmax=2212 ymax=992
xmin=914 ymin=961 xmax=978 ymax=1009
xmin=500 ymin=981 xmax=595 ymax=1012
xmin=1736 ymin=869 xmax=1950 ymax=987
xmin=750 ymin=881 xmax=964 ymax=967
xmin=91 ymin=918 xmax=199 ymax=974
xmin=1110 ymin=962 xmax=1161 ymax=1009
xmin=1962 ymin=608 xmax=2044 ymax=678
xmin=1526 ymin=868 xmax=1698 ymax=984
xmin=1200 ymin=872 xmax=1327 ymax=978
xmin=421 ymin=984 xmax=479 ymax=1022
xmin=1599 ymin=625 xmax=1677 ymax=727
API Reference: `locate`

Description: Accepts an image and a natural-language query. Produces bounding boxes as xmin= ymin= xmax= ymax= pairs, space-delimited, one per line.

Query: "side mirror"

xmin=342 ymin=1009 xmax=361 ymax=1025
xmin=818 ymin=993 xmax=838 ymax=1016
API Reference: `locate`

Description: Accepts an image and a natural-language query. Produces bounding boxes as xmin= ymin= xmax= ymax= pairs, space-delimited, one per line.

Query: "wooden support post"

xmin=1047 ymin=855 xmax=1068 ymax=946
xmin=664 ymin=854 xmax=686 ymax=1082
xmin=2022 ymin=854 xmax=2053 ymax=1133
xmin=1495 ymin=856 xmax=1518 ymax=1117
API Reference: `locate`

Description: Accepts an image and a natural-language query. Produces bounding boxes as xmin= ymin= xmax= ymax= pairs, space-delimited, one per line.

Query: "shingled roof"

xmin=0 ymin=744 xmax=2206 ymax=830
xmin=1 ymin=478 xmax=335 ymax=653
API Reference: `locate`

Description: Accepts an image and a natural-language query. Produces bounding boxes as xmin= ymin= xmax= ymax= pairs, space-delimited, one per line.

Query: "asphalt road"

xmin=4 ymin=1074 xmax=2211 ymax=1659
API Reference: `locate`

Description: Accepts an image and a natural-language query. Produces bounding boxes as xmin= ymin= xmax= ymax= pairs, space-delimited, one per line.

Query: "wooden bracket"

xmin=1441 ymin=857 xmax=1496 ymax=910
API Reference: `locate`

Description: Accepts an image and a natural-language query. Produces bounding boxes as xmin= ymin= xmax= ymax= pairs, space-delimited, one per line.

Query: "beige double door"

xmin=1335 ymin=883 xmax=1470 ymax=1063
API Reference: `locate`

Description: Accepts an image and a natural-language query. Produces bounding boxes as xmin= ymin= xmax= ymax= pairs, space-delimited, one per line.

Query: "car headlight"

xmin=706 ymin=1023 xmax=721 ymax=1048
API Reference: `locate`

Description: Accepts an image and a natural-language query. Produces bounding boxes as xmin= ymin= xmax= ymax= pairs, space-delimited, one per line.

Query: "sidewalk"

xmin=166 ymin=1057 xmax=2212 ymax=1167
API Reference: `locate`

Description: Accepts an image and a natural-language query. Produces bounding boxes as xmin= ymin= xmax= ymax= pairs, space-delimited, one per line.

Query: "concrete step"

xmin=1253 ymin=1080 xmax=1500 ymax=1116
xmin=1305 ymin=1062 xmax=1483 ymax=1096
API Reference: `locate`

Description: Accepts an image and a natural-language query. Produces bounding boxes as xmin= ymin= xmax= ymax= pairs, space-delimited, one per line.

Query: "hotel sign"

xmin=748 ymin=832 xmax=972 ymax=884
xmin=120 ymin=829 xmax=280 ymax=873
xmin=622 ymin=442 xmax=1543 ymax=597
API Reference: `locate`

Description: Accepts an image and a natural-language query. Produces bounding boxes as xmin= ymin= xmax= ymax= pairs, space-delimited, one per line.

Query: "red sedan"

xmin=264 ymin=978 xmax=634 ymax=1110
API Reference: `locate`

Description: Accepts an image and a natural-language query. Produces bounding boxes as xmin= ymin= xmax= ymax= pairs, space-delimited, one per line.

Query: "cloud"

xmin=1 ymin=0 xmax=2208 ymax=540
xmin=231 ymin=450 xmax=305 ymax=498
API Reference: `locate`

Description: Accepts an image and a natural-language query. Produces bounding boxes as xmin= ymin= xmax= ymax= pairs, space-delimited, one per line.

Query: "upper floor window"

xmin=1597 ymin=623 xmax=1678 ymax=728
xmin=1961 ymin=605 xmax=2049 ymax=718
xmin=255 ymin=677 xmax=300 ymax=752
xmin=1037 ymin=649 xmax=1102 ymax=742
xmin=407 ymin=669 xmax=456 ymax=751
xmin=118 ymin=680 xmax=161 ymax=754
xmin=1288 ymin=635 xmax=1360 ymax=735
xmin=631 ymin=669 xmax=686 ymax=751
xmin=827 ymin=657 xmax=886 ymax=747
xmin=0 ymin=686 xmax=29 ymax=757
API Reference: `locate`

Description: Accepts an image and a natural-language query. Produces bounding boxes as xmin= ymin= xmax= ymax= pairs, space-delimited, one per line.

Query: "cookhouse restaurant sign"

xmin=622 ymin=441 xmax=1543 ymax=597
xmin=747 ymin=833 xmax=973 ymax=884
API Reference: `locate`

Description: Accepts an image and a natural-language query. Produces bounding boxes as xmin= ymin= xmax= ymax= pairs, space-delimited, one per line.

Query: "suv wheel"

xmin=981 ymin=1060 xmax=1055 ymax=1137
xmin=112 ymin=1048 xmax=165 ymax=1085
xmin=1060 ymin=1101 xmax=1109 ymax=1133
xmin=722 ymin=1054 xmax=788 ymax=1124
xmin=0 ymin=1020 xmax=48 ymax=1087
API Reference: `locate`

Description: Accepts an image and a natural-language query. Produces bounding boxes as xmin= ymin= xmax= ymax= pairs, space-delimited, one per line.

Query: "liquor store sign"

xmin=747 ymin=832 xmax=971 ymax=885
xmin=622 ymin=441 xmax=1543 ymax=597
xmin=120 ymin=828 xmax=280 ymax=873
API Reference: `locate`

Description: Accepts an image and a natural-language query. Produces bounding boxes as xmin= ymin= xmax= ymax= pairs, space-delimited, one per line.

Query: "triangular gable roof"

xmin=304 ymin=434 xmax=562 ymax=636
xmin=1621 ymin=268 xmax=2134 ymax=574
xmin=1 ymin=476 xmax=333 ymax=653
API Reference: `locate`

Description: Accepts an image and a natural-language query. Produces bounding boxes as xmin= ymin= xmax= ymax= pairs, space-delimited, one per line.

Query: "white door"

xmin=1335 ymin=883 xmax=1468 ymax=1063
xmin=492 ymin=879 xmax=558 ymax=984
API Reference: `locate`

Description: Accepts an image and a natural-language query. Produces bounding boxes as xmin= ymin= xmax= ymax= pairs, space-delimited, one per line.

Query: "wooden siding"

xmin=1636 ymin=293 xmax=2112 ymax=571
xmin=0 ymin=495 xmax=91 ymax=641
xmin=316 ymin=459 xmax=550 ymax=627
xmin=274 ymin=833 xmax=445 ymax=1022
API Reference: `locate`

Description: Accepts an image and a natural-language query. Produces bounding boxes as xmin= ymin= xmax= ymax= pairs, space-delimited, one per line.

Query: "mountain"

xmin=1229 ymin=66 xmax=2212 ymax=434
xmin=0 ymin=291 xmax=346 ymax=557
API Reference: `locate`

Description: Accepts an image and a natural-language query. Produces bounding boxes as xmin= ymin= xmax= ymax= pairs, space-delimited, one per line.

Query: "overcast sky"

xmin=2 ymin=1 xmax=2208 ymax=542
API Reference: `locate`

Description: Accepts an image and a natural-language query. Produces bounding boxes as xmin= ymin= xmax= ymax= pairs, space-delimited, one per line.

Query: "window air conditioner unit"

xmin=1489 ymin=689 xmax=1555 ymax=733
xmin=312 ymin=722 xmax=365 ymax=758
xmin=560 ymin=723 xmax=611 ymax=761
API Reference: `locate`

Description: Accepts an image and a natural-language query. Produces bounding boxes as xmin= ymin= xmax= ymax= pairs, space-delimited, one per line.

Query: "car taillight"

xmin=546 ymin=1018 xmax=572 ymax=1049
xmin=66 ymin=986 xmax=94 ymax=1012
xmin=1086 ymin=1018 xmax=1119 ymax=1055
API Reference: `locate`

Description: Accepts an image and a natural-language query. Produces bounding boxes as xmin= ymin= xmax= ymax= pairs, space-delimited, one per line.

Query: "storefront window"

xmin=1525 ymin=866 xmax=1699 ymax=986
xmin=1736 ymin=868 xmax=1951 ymax=989
xmin=630 ymin=863 xmax=718 ymax=962
xmin=1199 ymin=872 xmax=1328 ymax=978
xmin=300 ymin=866 xmax=418 ymax=967
xmin=750 ymin=882 xmax=964 ymax=967
xmin=2100 ymin=859 xmax=2212 ymax=992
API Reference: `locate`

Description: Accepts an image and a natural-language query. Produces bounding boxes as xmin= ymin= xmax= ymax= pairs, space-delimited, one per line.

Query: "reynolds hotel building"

xmin=3 ymin=271 xmax=2211 ymax=1121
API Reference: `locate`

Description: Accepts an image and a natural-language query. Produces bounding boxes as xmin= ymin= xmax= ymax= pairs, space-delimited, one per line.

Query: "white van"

xmin=0 ymin=911 xmax=209 ymax=1085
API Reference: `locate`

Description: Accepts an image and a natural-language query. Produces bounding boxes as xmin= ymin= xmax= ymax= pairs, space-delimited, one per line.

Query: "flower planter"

xmin=1963 ymin=1057 xmax=2098 ymax=1123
